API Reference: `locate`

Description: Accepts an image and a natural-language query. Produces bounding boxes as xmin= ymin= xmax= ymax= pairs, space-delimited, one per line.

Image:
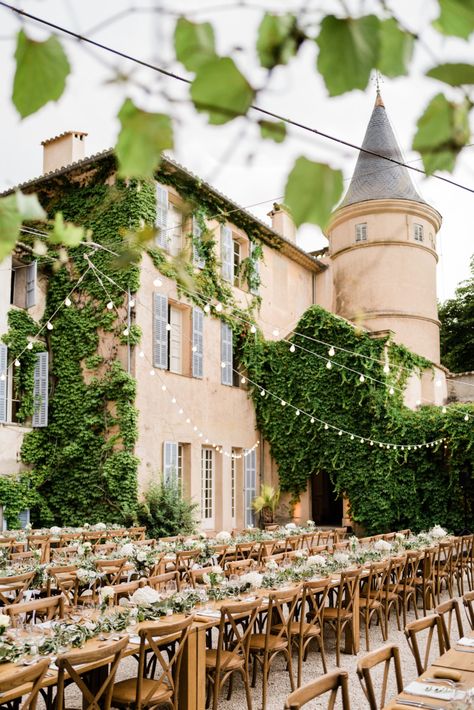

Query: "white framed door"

xmin=201 ymin=447 xmax=215 ymax=529
xmin=244 ymin=449 xmax=257 ymax=527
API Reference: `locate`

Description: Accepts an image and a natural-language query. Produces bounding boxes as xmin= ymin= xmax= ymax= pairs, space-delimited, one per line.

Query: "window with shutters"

xmin=233 ymin=239 xmax=241 ymax=287
xmin=201 ymin=447 xmax=214 ymax=522
xmin=0 ymin=344 xmax=7 ymax=424
xmin=413 ymin=223 xmax=424 ymax=242
xmin=10 ymin=259 xmax=36 ymax=309
xmin=32 ymin=352 xmax=48 ymax=427
xmin=168 ymin=306 xmax=183 ymax=374
xmin=192 ymin=216 xmax=205 ymax=268
xmin=355 ymin=223 xmax=367 ymax=242
xmin=221 ymin=225 xmax=233 ymax=282
xmin=244 ymin=449 xmax=257 ymax=527
xmin=166 ymin=203 xmax=184 ymax=256
xmin=231 ymin=449 xmax=241 ymax=523
xmin=153 ymin=293 xmax=168 ymax=369
xmin=192 ymin=307 xmax=204 ymax=378
xmin=26 ymin=262 xmax=37 ymax=308
xmin=250 ymin=241 xmax=260 ymax=295
xmin=155 ymin=184 xmax=168 ymax=248
xmin=221 ymin=323 xmax=233 ymax=386
xmin=163 ymin=441 xmax=184 ymax=490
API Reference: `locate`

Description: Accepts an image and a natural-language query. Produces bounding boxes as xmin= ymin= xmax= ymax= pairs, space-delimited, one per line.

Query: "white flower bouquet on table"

xmin=374 ymin=539 xmax=392 ymax=552
xmin=50 ymin=526 xmax=62 ymax=536
xmin=76 ymin=567 xmax=99 ymax=584
xmin=333 ymin=552 xmax=350 ymax=567
xmin=130 ymin=586 xmax=162 ymax=606
xmin=202 ymin=566 xmax=224 ymax=588
xmin=241 ymin=571 xmax=263 ymax=590
xmin=307 ymin=554 xmax=326 ymax=568
xmin=265 ymin=559 xmax=279 ymax=572
xmin=94 ymin=523 xmax=107 ymax=531
xmin=0 ymin=614 xmax=10 ymax=634
xmin=306 ymin=520 xmax=315 ymax=527
xmin=120 ymin=542 xmax=136 ymax=558
xmin=98 ymin=586 xmax=115 ymax=607
xmin=430 ymin=524 xmax=448 ymax=540
xmin=215 ymin=531 xmax=232 ymax=544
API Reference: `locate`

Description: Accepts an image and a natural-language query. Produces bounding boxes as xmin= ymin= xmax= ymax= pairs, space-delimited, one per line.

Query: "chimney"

xmin=41 ymin=131 xmax=88 ymax=174
xmin=268 ymin=203 xmax=296 ymax=242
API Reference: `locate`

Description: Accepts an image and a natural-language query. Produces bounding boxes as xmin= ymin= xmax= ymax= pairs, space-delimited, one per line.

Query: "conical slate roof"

xmin=340 ymin=92 xmax=425 ymax=207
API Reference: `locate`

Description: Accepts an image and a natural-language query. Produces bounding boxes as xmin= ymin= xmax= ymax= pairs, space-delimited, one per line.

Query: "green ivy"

xmin=0 ymin=474 xmax=37 ymax=528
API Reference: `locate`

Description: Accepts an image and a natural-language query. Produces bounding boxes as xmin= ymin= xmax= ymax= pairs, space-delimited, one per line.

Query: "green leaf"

xmin=259 ymin=120 xmax=286 ymax=143
xmin=284 ymin=157 xmax=343 ymax=228
xmin=174 ymin=18 xmax=216 ymax=72
xmin=0 ymin=192 xmax=46 ymax=261
xmin=49 ymin=213 xmax=86 ymax=247
xmin=412 ymin=93 xmax=471 ymax=174
xmin=377 ymin=18 xmax=414 ymax=77
xmin=316 ymin=15 xmax=380 ymax=96
xmin=256 ymin=13 xmax=303 ymax=69
xmin=12 ymin=30 xmax=70 ymax=118
xmin=191 ymin=57 xmax=254 ymax=125
xmin=115 ymin=99 xmax=174 ymax=178
xmin=426 ymin=63 xmax=474 ymax=86
xmin=433 ymin=0 xmax=474 ymax=39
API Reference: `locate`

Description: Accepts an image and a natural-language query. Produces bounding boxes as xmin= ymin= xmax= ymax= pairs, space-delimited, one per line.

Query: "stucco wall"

xmin=447 ymin=373 xmax=474 ymax=403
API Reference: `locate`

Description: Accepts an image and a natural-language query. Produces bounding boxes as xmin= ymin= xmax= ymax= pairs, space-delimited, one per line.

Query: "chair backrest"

xmin=0 ymin=657 xmax=49 ymax=710
xmin=285 ymin=535 xmax=302 ymax=551
xmin=436 ymin=598 xmax=464 ymax=649
xmin=111 ymin=580 xmax=141 ymax=603
xmin=47 ymin=565 xmax=78 ymax=600
xmin=145 ymin=571 xmax=180 ymax=592
xmin=225 ymin=558 xmax=254 ymax=576
xmin=364 ymin=561 xmax=389 ymax=606
xmin=333 ymin=568 xmax=361 ymax=617
xmin=235 ymin=541 xmax=255 ymax=560
xmin=135 ymin=616 xmax=193 ymax=710
xmin=5 ymin=595 xmax=65 ymax=626
xmin=189 ymin=567 xmax=215 ymax=588
xmin=333 ymin=527 xmax=348 ymax=542
xmin=357 ymin=643 xmax=404 ymax=710
xmin=334 ymin=541 xmax=349 ymax=551
xmin=266 ymin=586 xmax=301 ymax=649
xmin=95 ymin=558 xmax=126 ymax=585
xmin=214 ymin=599 xmax=261 ymax=674
xmin=404 ymin=614 xmax=445 ymax=674
xmin=309 ymin=544 xmax=328 ymax=555
xmin=300 ymin=578 xmax=331 ymax=634
xmin=285 ymin=670 xmax=351 ymax=709
xmin=0 ymin=571 xmax=35 ymax=605
xmin=400 ymin=551 xmax=421 ymax=590
xmin=463 ymin=590 xmax=474 ymax=630
xmin=56 ymin=635 xmax=128 ymax=710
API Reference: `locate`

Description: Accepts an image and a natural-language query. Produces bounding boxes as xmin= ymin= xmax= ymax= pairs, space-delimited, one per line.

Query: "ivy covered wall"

xmin=239 ymin=306 xmax=474 ymax=534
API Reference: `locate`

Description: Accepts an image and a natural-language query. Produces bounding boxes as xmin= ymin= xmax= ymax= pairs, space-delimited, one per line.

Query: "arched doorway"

xmin=311 ymin=470 xmax=343 ymax=526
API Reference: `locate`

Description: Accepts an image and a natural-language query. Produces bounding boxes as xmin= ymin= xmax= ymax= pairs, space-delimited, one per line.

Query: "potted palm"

xmin=252 ymin=485 xmax=280 ymax=526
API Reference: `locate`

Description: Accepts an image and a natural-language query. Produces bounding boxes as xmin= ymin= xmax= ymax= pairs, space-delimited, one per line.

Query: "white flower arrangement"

xmin=285 ymin=523 xmax=297 ymax=530
xmin=374 ymin=539 xmax=392 ymax=552
xmin=120 ymin=543 xmax=136 ymax=557
xmin=265 ymin=559 xmax=279 ymax=572
xmin=294 ymin=549 xmax=308 ymax=559
xmin=94 ymin=523 xmax=107 ymax=531
xmin=0 ymin=614 xmax=10 ymax=633
xmin=307 ymin=555 xmax=326 ymax=567
xmin=76 ymin=568 xmax=99 ymax=584
xmin=306 ymin=520 xmax=316 ymax=527
xmin=130 ymin=586 xmax=161 ymax=605
xmin=99 ymin=586 xmax=115 ymax=603
xmin=215 ymin=531 xmax=232 ymax=544
xmin=241 ymin=571 xmax=263 ymax=589
xmin=333 ymin=552 xmax=350 ymax=566
xmin=136 ymin=550 xmax=147 ymax=563
xmin=430 ymin=525 xmax=448 ymax=540
xmin=395 ymin=532 xmax=405 ymax=542
xmin=198 ymin=532 xmax=207 ymax=540
xmin=50 ymin=526 xmax=62 ymax=536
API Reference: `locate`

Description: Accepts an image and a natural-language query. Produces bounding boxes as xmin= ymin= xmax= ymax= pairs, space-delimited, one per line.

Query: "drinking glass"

xmin=165 ymin=580 xmax=177 ymax=597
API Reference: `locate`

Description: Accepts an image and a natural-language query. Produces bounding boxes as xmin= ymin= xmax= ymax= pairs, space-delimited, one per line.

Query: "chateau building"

xmin=0 ymin=94 xmax=452 ymax=530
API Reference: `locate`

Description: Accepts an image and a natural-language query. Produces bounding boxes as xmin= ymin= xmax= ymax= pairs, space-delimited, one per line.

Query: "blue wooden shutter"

xmin=163 ymin=441 xmax=178 ymax=485
xmin=0 ymin=344 xmax=7 ymax=424
xmin=18 ymin=510 xmax=30 ymax=529
xmin=244 ymin=449 xmax=257 ymax=527
xmin=250 ymin=241 xmax=260 ymax=295
xmin=221 ymin=323 xmax=233 ymax=386
xmin=155 ymin=185 xmax=168 ymax=248
xmin=221 ymin=225 xmax=233 ymax=281
xmin=153 ymin=293 xmax=168 ymax=369
xmin=192 ymin=216 xmax=205 ymax=269
xmin=32 ymin=351 xmax=48 ymax=427
xmin=26 ymin=261 xmax=37 ymax=308
xmin=192 ymin=307 xmax=204 ymax=378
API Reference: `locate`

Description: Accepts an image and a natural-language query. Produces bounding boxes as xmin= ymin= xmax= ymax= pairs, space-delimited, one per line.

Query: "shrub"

xmin=134 ymin=479 xmax=198 ymax=538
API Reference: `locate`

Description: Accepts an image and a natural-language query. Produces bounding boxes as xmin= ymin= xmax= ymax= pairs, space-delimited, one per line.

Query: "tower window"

xmin=355 ymin=223 xmax=367 ymax=242
xmin=413 ymin=223 xmax=424 ymax=242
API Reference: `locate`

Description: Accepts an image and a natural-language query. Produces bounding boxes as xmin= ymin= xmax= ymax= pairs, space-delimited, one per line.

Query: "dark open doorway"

xmin=311 ymin=470 xmax=343 ymax=526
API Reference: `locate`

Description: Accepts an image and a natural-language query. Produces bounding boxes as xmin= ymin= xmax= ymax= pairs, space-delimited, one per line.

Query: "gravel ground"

xmin=53 ymin=584 xmax=468 ymax=710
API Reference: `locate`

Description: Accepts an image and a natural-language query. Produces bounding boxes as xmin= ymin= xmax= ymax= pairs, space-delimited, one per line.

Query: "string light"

xmin=465 ymin=413 xmax=470 ymax=422
xmin=241 ymin=376 xmax=246 ymax=384
xmin=149 ymin=370 xmax=155 ymax=376
xmin=106 ymin=301 xmax=114 ymax=310
xmin=359 ymin=374 xmax=365 ymax=383
xmin=272 ymin=329 xmax=279 ymax=337
xmin=153 ymin=278 xmax=162 ymax=288
xmin=215 ymin=303 xmax=223 ymax=312
xmin=123 ymin=328 xmax=129 ymax=336
xmin=14 ymin=359 xmax=20 ymax=367
xmin=0 ymin=373 xmax=5 ymax=382
xmin=389 ymin=387 xmax=395 ymax=395
xmin=250 ymin=325 xmax=256 ymax=334
xmin=204 ymin=304 xmax=211 ymax=314
xmin=442 ymin=406 xmax=447 ymax=414
xmin=161 ymin=384 xmax=166 ymax=391
xmin=328 ymin=346 xmax=335 ymax=357
xmin=289 ymin=344 xmax=296 ymax=353
xmin=26 ymin=343 xmax=33 ymax=350
xmin=383 ymin=364 xmax=390 ymax=374
xmin=129 ymin=299 xmax=135 ymax=308
xmin=326 ymin=361 xmax=332 ymax=369
xmin=64 ymin=297 xmax=71 ymax=307
xmin=138 ymin=351 xmax=144 ymax=358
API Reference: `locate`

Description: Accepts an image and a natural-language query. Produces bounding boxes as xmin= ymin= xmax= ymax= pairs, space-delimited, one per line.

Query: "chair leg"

xmin=286 ymin=648 xmax=295 ymax=692
xmin=241 ymin=667 xmax=253 ymax=710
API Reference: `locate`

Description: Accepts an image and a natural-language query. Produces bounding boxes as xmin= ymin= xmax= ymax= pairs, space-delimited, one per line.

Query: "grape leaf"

xmin=259 ymin=120 xmax=286 ymax=143
xmin=413 ymin=94 xmax=470 ymax=174
xmin=256 ymin=13 xmax=304 ymax=69
xmin=433 ymin=0 xmax=474 ymax=39
xmin=0 ymin=192 xmax=46 ymax=261
xmin=426 ymin=63 xmax=474 ymax=86
xmin=377 ymin=18 xmax=414 ymax=77
xmin=174 ymin=18 xmax=216 ymax=72
xmin=316 ymin=15 xmax=380 ymax=96
xmin=284 ymin=158 xmax=343 ymax=228
xmin=191 ymin=57 xmax=254 ymax=125
xmin=115 ymin=99 xmax=174 ymax=178
xmin=49 ymin=213 xmax=86 ymax=247
xmin=12 ymin=30 xmax=70 ymax=118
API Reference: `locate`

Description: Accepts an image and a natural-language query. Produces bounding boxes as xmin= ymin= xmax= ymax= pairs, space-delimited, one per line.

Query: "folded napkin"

xmin=457 ymin=637 xmax=474 ymax=647
xmin=404 ymin=681 xmax=465 ymax=701
xmin=195 ymin=609 xmax=221 ymax=619
xmin=37 ymin=620 xmax=53 ymax=629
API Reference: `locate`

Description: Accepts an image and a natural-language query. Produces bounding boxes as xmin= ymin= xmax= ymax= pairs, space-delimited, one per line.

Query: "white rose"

xmin=130 ymin=586 xmax=161 ymax=605
xmin=198 ymin=532 xmax=207 ymax=540
xmin=0 ymin=614 xmax=10 ymax=628
xmin=50 ymin=526 xmax=62 ymax=535
xmin=241 ymin=572 xmax=263 ymax=589
xmin=333 ymin=552 xmax=350 ymax=566
xmin=76 ymin=568 xmax=98 ymax=583
xmin=202 ymin=574 xmax=211 ymax=585
xmin=295 ymin=549 xmax=307 ymax=559
xmin=430 ymin=525 xmax=447 ymax=539
xmin=120 ymin=543 xmax=135 ymax=557
xmin=136 ymin=551 xmax=147 ymax=562
xmin=83 ymin=542 xmax=92 ymax=550
xmin=215 ymin=531 xmax=232 ymax=544
xmin=308 ymin=555 xmax=326 ymax=567
xmin=374 ymin=539 xmax=392 ymax=552
xmin=99 ymin=586 xmax=115 ymax=602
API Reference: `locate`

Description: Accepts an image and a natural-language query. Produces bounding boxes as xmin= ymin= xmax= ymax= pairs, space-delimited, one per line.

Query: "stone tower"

xmin=326 ymin=92 xmax=442 ymax=364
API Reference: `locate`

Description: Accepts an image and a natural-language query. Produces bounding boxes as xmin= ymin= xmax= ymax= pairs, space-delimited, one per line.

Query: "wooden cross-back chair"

xmin=0 ymin=571 xmax=35 ymax=606
xmin=284 ymin=670 xmax=351 ymax=710
xmin=322 ymin=568 xmax=361 ymax=666
xmin=381 ymin=554 xmax=405 ymax=633
xmin=414 ymin=547 xmax=437 ymax=617
xmin=225 ymin=558 xmax=254 ymax=577
xmin=205 ymin=598 xmax=261 ymax=710
xmin=436 ymin=598 xmax=464 ymax=649
xmin=47 ymin=564 xmax=78 ymax=603
xmin=235 ymin=541 xmax=256 ymax=561
xmin=463 ymin=590 xmax=474 ymax=629
xmin=5 ymin=594 xmax=65 ymax=626
xmin=110 ymin=580 xmax=141 ymax=605
xmin=359 ymin=561 xmax=389 ymax=650
xmin=95 ymin=558 xmax=127 ymax=585
xmin=173 ymin=549 xmax=202 ymax=584
xmin=111 ymin=616 xmax=193 ymax=710
xmin=56 ymin=635 xmax=128 ymax=710
xmin=144 ymin=571 xmax=180 ymax=592
xmin=27 ymin=535 xmax=50 ymax=564
xmin=395 ymin=550 xmax=421 ymax=626
xmin=404 ymin=614 xmax=445 ymax=675
xmin=356 ymin=643 xmax=404 ymax=710
xmin=433 ymin=541 xmax=454 ymax=603
xmin=129 ymin=526 xmax=146 ymax=540
xmin=456 ymin=534 xmax=474 ymax=595
xmin=0 ymin=657 xmax=49 ymax=710
xmin=294 ymin=577 xmax=331 ymax=684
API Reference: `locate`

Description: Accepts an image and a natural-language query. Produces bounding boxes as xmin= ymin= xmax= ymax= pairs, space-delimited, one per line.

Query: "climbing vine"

xmin=238 ymin=306 xmax=474 ymax=535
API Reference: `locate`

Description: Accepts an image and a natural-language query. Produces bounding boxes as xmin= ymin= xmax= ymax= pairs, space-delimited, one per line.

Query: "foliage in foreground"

xmin=132 ymin=480 xmax=198 ymax=539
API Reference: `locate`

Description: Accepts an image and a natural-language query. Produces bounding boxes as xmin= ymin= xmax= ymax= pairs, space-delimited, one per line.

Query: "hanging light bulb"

xmin=359 ymin=374 xmax=365 ymax=383
xmin=179 ymin=408 xmax=184 ymax=414
xmin=415 ymin=399 xmax=421 ymax=406
xmin=0 ymin=373 xmax=5 ymax=382
xmin=383 ymin=364 xmax=390 ymax=374
xmin=326 ymin=361 xmax=332 ymax=370
xmin=123 ymin=328 xmax=129 ymax=336
xmin=161 ymin=385 xmax=166 ymax=391
xmin=464 ymin=413 xmax=469 ymax=422
xmin=46 ymin=322 xmax=53 ymax=331
xmin=149 ymin=370 xmax=155 ymax=376
xmin=272 ymin=329 xmax=279 ymax=337
xmin=215 ymin=303 xmax=223 ymax=312
xmin=192 ymin=345 xmax=197 ymax=353
xmin=260 ymin=389 xmax=265 ymax=396
xmin=295 ymin=409 xmax=300 ymax=416
xmin=250 ymin=324 xmax=256 ymax=334
xmin=107 ymin=301 xmax=114 ymax=310
xmin=14 ymin=359 xmax=20 ymax=368
xmin=328 ymin=346 xmax=335 ymax=357
xmin=27 ymin=342 xmax=33 ymax=350
xmin=281 ymin=400 xmax=286 ymax=406
xmin=324 ymin=423 xmax=329 ymax=430
xmin=166 ymin=323 xmax=171 ymax=331
xmin=171 ymin=397 xmax=176 ymax=404
xmin=204 ymin=304 xmax=211 ymax=314
xmin=129 ymin=299 xmax=135 ymax=308
xmin=338 ymin=430 xmax=342 ymax=436
xmin=138 ymin=351 xmax=145 ymax=358
xmin=289 ymin=344 xmax=296 ymax=353
xmin=435 ymin=380 xmax=442 ymax=388
xmin=153 ymin=278 xmax=162 ymax=288
xmin=442 ymin=406 xmax=447 ymax=414
xmin=310 ymin=417 xmax=315 ymax=424
xmin=241 ymin=376 xmax=246 ymax=384
xmin=64 ymin=297 xmax=72 ymax=307
xmin=389 ymin=387 xmax=395 ymax=395
xmin=220 ymin=362 xmax=226 ymax=369
xmin=193 ymin=426 xmax=198 ymax=432
xmin=186 ymin=418 xmax=191 ymax=424
xmin=350 ymin=435 xmax=354 ymax=440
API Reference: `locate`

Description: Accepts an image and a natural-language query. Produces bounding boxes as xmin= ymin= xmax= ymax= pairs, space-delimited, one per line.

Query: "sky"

xmin=0 ymin=0 xmax=473 ymax=301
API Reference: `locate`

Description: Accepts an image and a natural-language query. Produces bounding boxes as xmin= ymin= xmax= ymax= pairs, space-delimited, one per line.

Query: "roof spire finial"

xmin=373 ymin=70 xmax=385 ymax=107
